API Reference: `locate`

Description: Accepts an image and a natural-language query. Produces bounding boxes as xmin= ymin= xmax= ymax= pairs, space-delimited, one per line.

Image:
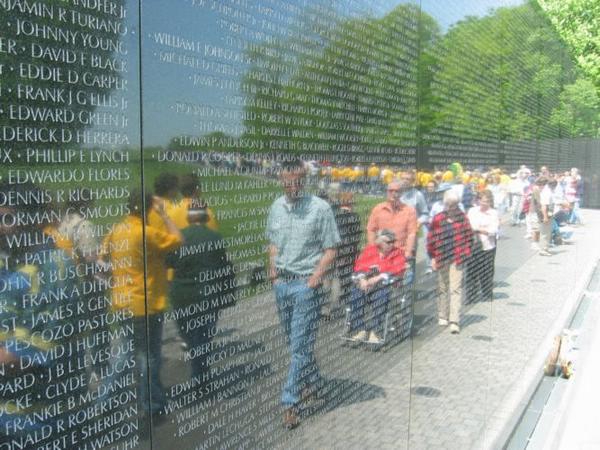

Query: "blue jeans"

xmin=569 ymin=201 xmax=582 ymax=224
xmin=349 ymin=284 xmax=391 ymax=336
xmin=274 ymin=279 xmax=323 ymax=407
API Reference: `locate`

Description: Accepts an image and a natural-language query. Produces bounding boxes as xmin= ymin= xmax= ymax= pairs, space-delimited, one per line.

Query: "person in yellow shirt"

xmin=367 ymin=163 xmax=380 ymax=178
xmin=349 ymin=167 xmax=361 ymax=192
xmin=382 ymin=167 xmax=395 ymax=186
xmin=104 ymin=190 xmax=182 ymax=420
xmin=442 ymin=170 xmax=455 ymax=183
xmin=148 ymin=172 xmax=180 ymax=233
xmin=367 ymin=163 xmax=381 ymax=194
xmin=331 ymin=167 xmax=342 ymax=182
xmin=167 ymin=174 xmax=219 ymax=231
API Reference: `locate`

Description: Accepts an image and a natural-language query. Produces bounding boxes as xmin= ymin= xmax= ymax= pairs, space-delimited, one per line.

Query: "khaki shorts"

xmin=527 ymin=212 xmax=540 ymax=231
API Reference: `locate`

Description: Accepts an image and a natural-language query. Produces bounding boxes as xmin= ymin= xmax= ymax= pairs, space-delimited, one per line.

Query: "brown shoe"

xmin=300 ymin=384 xmax=322 ymax=406
xmin=283 ymin=408 xmax=299 ymax=430
xmin=301 ymin=388 xmax=315 ymax=404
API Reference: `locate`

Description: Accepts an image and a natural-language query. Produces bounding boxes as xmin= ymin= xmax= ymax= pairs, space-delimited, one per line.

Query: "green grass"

xmin=2 ymin=152 xmax=384 ymax=301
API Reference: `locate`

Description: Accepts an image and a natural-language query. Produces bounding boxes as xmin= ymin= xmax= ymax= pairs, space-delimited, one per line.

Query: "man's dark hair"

xmin=180 ymin=174 xmax=199 ymax=197
xmin=154 ymin=173 xmax=179 ymax=197
xmin=128 ymin=189 xmax=153 ymax=218
xmin=281 ymin=158 xmax=305 ymax=173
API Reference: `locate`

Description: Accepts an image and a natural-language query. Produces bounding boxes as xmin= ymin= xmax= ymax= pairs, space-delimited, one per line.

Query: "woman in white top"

xmin=466 ymin=190 xmax=500 ymax=303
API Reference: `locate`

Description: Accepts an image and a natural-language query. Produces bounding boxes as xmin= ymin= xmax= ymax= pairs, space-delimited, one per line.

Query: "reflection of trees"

xmin=424 ymin=2 xmax=598 ymax=167
xmin=538 ymin=0 xmax=600 ymax=95
xmin=239 ymin=1 xmax=599 ymax=168
xmin=241 ymin=4 xmax=422 ymax=164
xmin=551 ymin=78 xmax=600 ymax=138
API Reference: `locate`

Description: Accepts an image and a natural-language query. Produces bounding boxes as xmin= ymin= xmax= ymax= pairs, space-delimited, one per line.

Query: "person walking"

xmin=427 ymin=190 xmax=474 ymax=334
xmin=266 ymin=158 xmax=340 ymax=430
xmin=467 ymin=190 xmax=500 ymax=303
xmin=104 ymin=190 xmax=183 ymax=423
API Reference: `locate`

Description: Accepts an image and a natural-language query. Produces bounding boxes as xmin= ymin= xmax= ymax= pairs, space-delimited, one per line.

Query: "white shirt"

xmin=468 ymin=206 xmax=500 ymax=251
xmin=58 ymin=213 xmax=98 ymax=259
xmin=540 ymin=186 xmax=553 ymax=206
xmin=509 ymin=178 xmax=528 ymax=195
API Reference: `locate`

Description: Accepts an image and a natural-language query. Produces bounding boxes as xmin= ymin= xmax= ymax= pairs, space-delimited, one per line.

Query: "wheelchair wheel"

xmin=390 ymin=293 xmax=413 ymax=341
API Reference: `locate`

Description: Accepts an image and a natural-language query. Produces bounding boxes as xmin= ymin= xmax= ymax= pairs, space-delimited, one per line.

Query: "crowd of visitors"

xmin=0 ymin=157 xmax=586 ymax=438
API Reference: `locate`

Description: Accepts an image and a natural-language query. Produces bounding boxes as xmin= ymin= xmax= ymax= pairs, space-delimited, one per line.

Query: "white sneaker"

xmin=368 ymin=331 xmax=383 ymax=344
xmin=351 ymin=330 xmax=367 ymax=342
xmin=450 ymin=323 xmax=460 ymax=334
xmin=438 ymin=318 xmax=449 ymax=326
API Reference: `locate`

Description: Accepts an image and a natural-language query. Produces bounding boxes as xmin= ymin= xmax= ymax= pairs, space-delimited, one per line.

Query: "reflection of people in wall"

xmin=367 ymin=181 xmax=417 ymax=260
xmin=166 ymin=200 xmax=234 ymax=380
xmin=349 ymin=229 xmax=406 ymax=344
xmin=399 ymin=171 xmax=429 ymax=233
xmin=56 ymin=188 xmax=100 ymax=264
xmin=427 ymin=190 xmax=473 ymax=334
xmin=467 ymin=190 xmax=499 ymax=303
xmin=0 ymin=182 xmax=81 ymax=445
xmin=148 ymin=172 xmax=180 ymax=232
xmin=332 ymin=191 xmax=361 ymax=307
xmin=168 ymin=173 xmax=219 ymax=231
xmin=266 ymin=159 xmax=340 ymax=430
xmin=103 ymin=190 xmax=182 ymax=423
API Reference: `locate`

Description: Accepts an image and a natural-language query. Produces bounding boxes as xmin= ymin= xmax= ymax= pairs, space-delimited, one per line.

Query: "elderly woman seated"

xmin=349 ymin=229 xmax=406 ymax=344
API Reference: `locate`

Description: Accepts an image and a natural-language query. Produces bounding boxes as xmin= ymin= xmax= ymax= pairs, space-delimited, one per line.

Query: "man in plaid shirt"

xmin=427 ymin=190 xmax=474 ymax=334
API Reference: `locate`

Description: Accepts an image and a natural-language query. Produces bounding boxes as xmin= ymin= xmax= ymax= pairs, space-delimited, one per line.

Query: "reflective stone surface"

xmin=0 ymin=0 xmax=598 ymax=449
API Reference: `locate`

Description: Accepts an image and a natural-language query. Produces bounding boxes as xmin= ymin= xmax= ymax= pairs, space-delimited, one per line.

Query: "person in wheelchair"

xmin=349 ymin=229 xmax=406 ymax=344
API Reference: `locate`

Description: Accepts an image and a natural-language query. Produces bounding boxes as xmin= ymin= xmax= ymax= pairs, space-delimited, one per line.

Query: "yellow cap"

xmin=442 ymin=170 xmax=454 ymax=182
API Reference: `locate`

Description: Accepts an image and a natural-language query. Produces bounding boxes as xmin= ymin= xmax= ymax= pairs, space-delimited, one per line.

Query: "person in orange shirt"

xmin=366 ymin=181 xmax=417 ymax=260
xmin=104 ymin=190 xmax=183 ymax=421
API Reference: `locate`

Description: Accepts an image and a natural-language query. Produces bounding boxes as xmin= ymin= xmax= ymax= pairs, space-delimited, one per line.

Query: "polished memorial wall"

xmin=0 ymin=0 xmax=598 ymax=449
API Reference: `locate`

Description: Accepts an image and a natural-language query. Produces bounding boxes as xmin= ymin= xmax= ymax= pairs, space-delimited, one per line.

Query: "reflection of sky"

xmin=419 ymin=0 xmax=527 ymax=31
xmin=141 ymin=1 xmax=225 ymax=147
xmin=139 ymin=0 xmax=527 ymax=147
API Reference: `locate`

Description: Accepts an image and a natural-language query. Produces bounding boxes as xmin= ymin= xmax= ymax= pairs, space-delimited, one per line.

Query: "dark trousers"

xmin=466 ymin=248 xmax=496 ymax=302
xmin=177 ymin=314 xmax=217 ymax=379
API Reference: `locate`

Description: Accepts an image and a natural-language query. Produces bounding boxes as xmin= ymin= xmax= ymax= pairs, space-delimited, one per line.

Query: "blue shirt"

xmin=401 ymin=188 xmax=429 ymax=225
xmin=266 ymin=194 xmax=341 ymax=275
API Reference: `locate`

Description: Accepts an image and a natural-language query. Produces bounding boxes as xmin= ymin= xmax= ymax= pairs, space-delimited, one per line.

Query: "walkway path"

xmin=153 ymin=210 xmax=600 ymax=450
